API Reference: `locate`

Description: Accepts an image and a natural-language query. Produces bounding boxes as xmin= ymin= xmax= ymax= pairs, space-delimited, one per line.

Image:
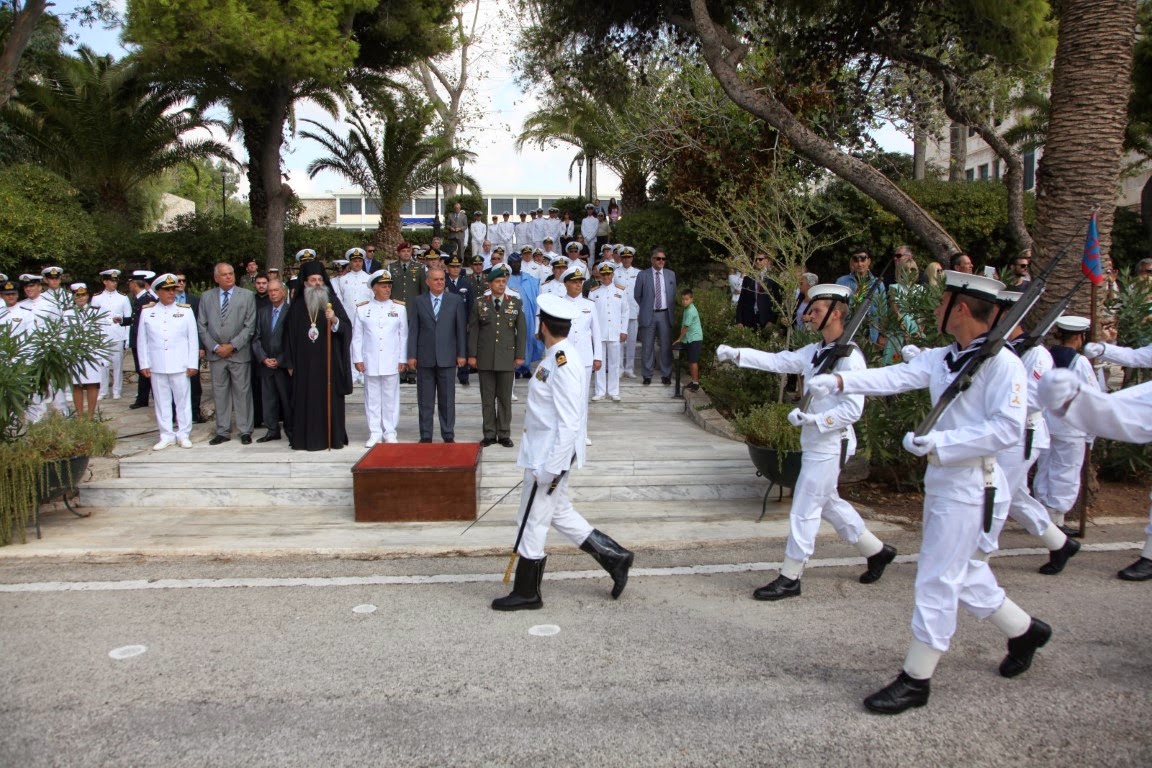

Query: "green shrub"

xmin=733 ymin=402 xmax=802 ymax=451
xmin=613 ymin=203 xmax=714 ymax=285
xmin=444 ymin=193 xmax=485 ymax=218
xmin=0 ymin=165 xmax=98 ymax=274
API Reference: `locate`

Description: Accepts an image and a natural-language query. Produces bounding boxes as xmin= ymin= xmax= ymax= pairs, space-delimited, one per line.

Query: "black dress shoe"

xmin=661 ymin=377 xmax=671 ymax=385
xmin=1038 ymin=537 xmax=1081 ymax=575
xmin=1117 ymin=556 xmax=1152 ymax=581
xmin=256 ymin=433 xmax=281 ymax=443
xmin=240 ymin=434 xmax=252 ymax=445
xmin=1058 ymin=524 xmax=1082 ymax=538
xmin=128 ymin=402 xmax=148 ymax=410
xmin=753 ymin=575 xmax=801 ymax=601
xmin=864 ymin=672 xmax=931 ymax=715
xmin=192 ymin=415 xmax=208 ymax=424
xmin=419 ymin=438 xmax=432 ymax=443
xmin=444 ymin=438 xmax=455 ymax=443
xmin=481 ymin=437 xmax=497 ymax=447
xmin=860 ymin=544 xmax=897 ymax=584
xmin=458 ymin=379 xmax=470 ymax=387
xmin=642 ymin=378 xmax=652 ymax=385
xmin=1000 ymin=618 xmax=1052 ymax=678
xmin=499 ymin=438 xmax=514 ymax=448
xmin=208 ymin=435 xmax=230 ymax=446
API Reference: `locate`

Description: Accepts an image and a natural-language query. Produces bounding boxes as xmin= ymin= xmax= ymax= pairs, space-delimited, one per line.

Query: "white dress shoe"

xmin=585 ymin=437 xmax=592 ymax=446
xmin=383 ymin=435 xmax=399 ymax=444
xmin=365 ymin=436 xmax=381 ymax=448
xmin=178 ymin=438 xmax=193 ymax=449
xmin=152 ymin=439 xmax=175 ymax=451
xmin=511 ymin=393 xmax=519 ymax=401
xmin=610 ymin=395 xmax=621 ymax=402
xmin=591 ymin=395 xmax=604 ymax=402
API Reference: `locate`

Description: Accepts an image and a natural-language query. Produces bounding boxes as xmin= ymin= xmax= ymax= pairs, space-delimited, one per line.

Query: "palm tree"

xmin=302 ymin=95 xmax=479 ymax=255
xmin=3 ymin=46 xmax=233 ymax=224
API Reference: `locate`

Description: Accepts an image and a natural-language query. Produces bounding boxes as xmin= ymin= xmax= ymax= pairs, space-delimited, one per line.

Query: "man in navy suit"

xmin=362 ymin=243 xmax=381 ymax=273
xmin=252 ymin=278 xmax=292 ymax=442
xmin=407 ymin=266 xmax=467 ymax=442
xmin=633 ymin=247 xmax=677 ymax=385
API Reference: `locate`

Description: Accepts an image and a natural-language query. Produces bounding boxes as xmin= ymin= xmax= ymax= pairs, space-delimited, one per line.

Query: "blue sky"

xmin=55 ymin=1 xmax=910 ymax=203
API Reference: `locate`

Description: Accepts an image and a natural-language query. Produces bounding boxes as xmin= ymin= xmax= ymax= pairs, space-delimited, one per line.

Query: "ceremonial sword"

xmin=503 ymin=469 xmax=567 ymax=584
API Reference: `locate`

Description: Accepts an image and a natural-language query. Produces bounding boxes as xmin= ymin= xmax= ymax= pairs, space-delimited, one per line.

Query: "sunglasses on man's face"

xmin=851 ymin=255 xmax=869 ymax=262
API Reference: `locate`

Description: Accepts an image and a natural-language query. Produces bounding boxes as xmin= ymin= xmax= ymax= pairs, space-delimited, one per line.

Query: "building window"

xmin=978 ymin=164 xmax=989 ymax=180
xmin=490 ymin=198 xmax=514 ymax=214
xmin=965 ymin=168 xmax=975 ymax=182
xmin=968 ymin=127 xmax=977 ymax=138
xmin=540 ymin=198 xmax=557 ymax=210
xmin=364 ymin=199 xmax=381 ymax=215
xmin=339 ymin=198 xmax=362 ymax=216
xmin=515 ymin=198 xmax=538 ymax=214
xmin=414 ymin=197 xmax=437 ymax=215
xmin=992 ymin=160 xmax=1001 ymax=180
xmin=1023 ymin=150 xmax=1036 ymax=190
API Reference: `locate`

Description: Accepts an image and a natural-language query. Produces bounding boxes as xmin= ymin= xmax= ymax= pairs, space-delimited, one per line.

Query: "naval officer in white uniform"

xmin=138 ymin=273 xmax=199 ymax=450
xmin=352 ymin=270 xmax=408 ymax=446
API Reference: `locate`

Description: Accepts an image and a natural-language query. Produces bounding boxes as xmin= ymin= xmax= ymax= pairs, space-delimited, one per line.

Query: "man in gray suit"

xmin=633 ymin=247 xmax=677 ymax=385
xmin=251 ymin=278 xmax=292 ymax=442
xmin=406 ymin=266 xmax=467 ymax=443
xmin=198 ymin=262 xmax=257 ymax=444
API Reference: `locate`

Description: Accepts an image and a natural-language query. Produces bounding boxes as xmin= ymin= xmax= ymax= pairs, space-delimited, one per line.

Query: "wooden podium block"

xmin=351 ymin=443 xmax=481 ymax=522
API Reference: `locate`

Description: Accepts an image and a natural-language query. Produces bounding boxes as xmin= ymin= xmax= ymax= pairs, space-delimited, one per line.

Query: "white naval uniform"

xmin=739 ymin=344 xmax=877 ymax=568
xmin=614 ymin=264 xmax=640 ymax=375
xmin=565 ymin=294 xmax=601 ymax=399
xmin=980 ymin=343 xmax=1063 ymax=554
xmin=589 ymin=281 xmax=628 ymax=399
xmin=3 ymin=304 xmax=45 ymax=421
xmin=63 ymin=307 xmax=108 ymax=385
xmin=90 ymin=290 xmax=131 ymax=398
xmin=352 ymin=298 xmax=408 ymax=442
xmin=137 ymin=300 xmax=199 ymax=442
xmin=514 ymin=339 xmax=593 ymax=559
xmin=539 ymin=277 xmax=567 ymax=299
xmin=514 ymin=221 xmax=532 ymax=252
xmin=542 ymin=217 xmax=563 ymax=247
xmin=839 ymin=344 xmax=1026 ymax=652
xmin=580 ymin=216 xmax=599 ymax=256
xmin=469 ymin=221 xmax=488 ymax=256
xmin=339 ymin=270 xmax=374 ymax=384
xmin=1034 ymin=352 xmax=1098 ymax=518
xmin=496 ymin=220 xmax=517 ymax=253
xmin=20 ymin=292 xmax=69 ymax=414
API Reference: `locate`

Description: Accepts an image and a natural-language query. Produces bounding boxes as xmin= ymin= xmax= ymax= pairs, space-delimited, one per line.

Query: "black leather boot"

xmin=859 ymin=544 xmax=897 ymax=584
xmin=1038 ymin=537 xmax=1081 ymax=575
xmin=1117 ymin=557 xmax=1152 ymax=581
xmin=752 ymin=574 xmax=801 ymax=601
xmin=863 ymin=672 xmax=931 ymax=714
xmin=491 ymin=556 xmax=546 ymax=611
xmin=579 ymin=529 xmax=634 ymax=598
xmin=1000 ymin=618 xmax=1052 ymax=678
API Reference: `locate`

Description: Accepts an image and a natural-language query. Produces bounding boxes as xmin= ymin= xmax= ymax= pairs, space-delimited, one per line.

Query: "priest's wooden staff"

xmin=326 ymin=302 xmax=332 ymax=451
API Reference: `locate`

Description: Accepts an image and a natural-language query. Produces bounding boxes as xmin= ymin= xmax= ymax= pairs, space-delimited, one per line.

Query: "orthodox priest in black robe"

xmin=282 ymin=260 xmax=353 ymax=450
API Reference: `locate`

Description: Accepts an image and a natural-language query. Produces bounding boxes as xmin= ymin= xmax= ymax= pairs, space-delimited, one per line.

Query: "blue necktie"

xmin=433 ymin=296 xmax=441 ymax=318
xmin=271 ymin=306 xmax=280 ymax=328
xmin=221 ymin=289 xmax=230 ymax=319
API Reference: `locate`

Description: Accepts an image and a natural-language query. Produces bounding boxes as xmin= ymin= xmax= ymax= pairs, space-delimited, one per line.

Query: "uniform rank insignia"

xmin=388 ymin=311 xmax=397 ymax=317
xmin=173 ymin=312 xmax=184 ymax=317
xmin=536 ymin=366 xmax=549 ymax=382
xmin=555 ymin=351 xmax=567 ymax=367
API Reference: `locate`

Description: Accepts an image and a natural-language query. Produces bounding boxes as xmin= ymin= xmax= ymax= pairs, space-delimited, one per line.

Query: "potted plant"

xmin=0 ymin=301 xmax=117 ymax=545
xmin=733 ymin=402 xmax=804 ymax=498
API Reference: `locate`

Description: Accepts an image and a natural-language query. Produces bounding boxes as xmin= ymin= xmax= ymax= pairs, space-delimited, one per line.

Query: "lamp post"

xmin=220 ymin=169 xmax=227 ymax=224
xmin=672 ymin=341 xmax=685 ymax=399
xmin=576 ymin=155 xmax=584 ymax=200
xmin=433 ymin=180 xmax=442 ymax=239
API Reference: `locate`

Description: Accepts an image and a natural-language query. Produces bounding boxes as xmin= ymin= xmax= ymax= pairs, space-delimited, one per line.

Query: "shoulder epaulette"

xmin=555 ymin=350 xmax=567 ymax=367
xmin=614 ymin=282 xmax=626 ymax=290
xmin=356 ymin=300 xmax=369 ymax=307
xmin=177 ymin=302 xmax=191 ymax=308
xmin=144 ymin=302 xmax=156 ymax=308
xmin=393 ymin=300 xmax=405 ymax=306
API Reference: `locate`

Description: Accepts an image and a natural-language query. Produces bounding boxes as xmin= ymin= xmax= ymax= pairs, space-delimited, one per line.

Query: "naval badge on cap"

xmin=369 ymin=269 xmax=392 ymax=286
xmin=1 ymin=280 xmax=17 ymax=292
xmin=99 ymin=269 xmax=121 ymax=279
xmin=562 ymin=265 xmax=585 ymax=282
xmin=597 ymin=261 xmax=616 ymax=274
xmin=41 ymin=266 xmax=63 ymax=278
xmin=345 ymin=247 xmax=366 ymax=260
xmin=69 ymin=282 xmax=88 ymax=294
xmin=151 ymin=273 xmax=179 ymax=290
xmin=295 ymin=248 xmax=317 ymax=262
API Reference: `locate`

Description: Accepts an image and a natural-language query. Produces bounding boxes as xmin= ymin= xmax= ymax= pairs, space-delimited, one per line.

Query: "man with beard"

xmin=281 ymin=260 xmax=353 ymax=450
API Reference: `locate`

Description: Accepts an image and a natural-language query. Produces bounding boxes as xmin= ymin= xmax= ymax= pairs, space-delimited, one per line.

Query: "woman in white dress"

xmin=66 ymin=282 xmax=106 ymax=418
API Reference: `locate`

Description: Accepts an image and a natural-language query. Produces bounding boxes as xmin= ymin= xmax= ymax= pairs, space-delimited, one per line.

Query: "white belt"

xmin=927 ymin=455 xmax=987 ymax=468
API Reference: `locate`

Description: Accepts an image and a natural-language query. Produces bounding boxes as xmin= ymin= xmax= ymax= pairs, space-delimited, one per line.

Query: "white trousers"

xmin=914 ymin=492 xmax=1007 ymax=652
xmin=980 ymin=448 xmax=1061 ymax=554
xmin=623 ymin=319 xmax=638 ymax=374
xmin=99 ymin=345 xmax=125 ymax=398
xmin=594 ymin=340 xmax=622 ymax=397
xmin=50 ymin=386 xmax=69 ymax=414
xmin=151 ymin=372 xmax=191 ymax=441
xmin=784 ymin=452 xmax=869 ymax=563
xmin=1033 ymin=435 xmax=1087 ymax=513
xmin=515 ymin=468 xmax=594 ymax=559
xmin=363 ymin=373 xmax=400 ymax=441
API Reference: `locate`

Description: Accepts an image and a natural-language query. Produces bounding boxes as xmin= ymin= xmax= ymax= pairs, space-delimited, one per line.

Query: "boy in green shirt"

xmin=676 ymin=288 xmax=703 ymax=391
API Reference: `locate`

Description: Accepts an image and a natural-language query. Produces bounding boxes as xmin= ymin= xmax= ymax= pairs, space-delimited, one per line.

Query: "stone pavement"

xmin=5 ymin=368 xmax=913 ymax=560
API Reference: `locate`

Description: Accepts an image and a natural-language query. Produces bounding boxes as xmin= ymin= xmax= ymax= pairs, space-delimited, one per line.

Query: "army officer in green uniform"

xmin=468 ymin=264 xmax=527 ymax=447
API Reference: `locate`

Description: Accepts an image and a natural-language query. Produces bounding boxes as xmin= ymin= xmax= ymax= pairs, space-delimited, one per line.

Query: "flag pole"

xmin=326 ymin=302 xmax=333 ymax=451
xmin=1075 ymin=281 xmax=1098 ymax=539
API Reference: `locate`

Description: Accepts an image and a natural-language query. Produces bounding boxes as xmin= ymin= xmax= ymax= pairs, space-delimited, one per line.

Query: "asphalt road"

xmin=2 ymin=532 xmax=1151 ymax=767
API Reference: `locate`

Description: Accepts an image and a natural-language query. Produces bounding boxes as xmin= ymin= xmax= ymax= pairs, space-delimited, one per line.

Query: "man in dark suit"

xmin=126 ymin=270 xmax=157 ymax=409
xmin=406 ymin=266 xmax=467 ymax=443
xmin=633 ymin=247 xmax=677 ymax=385
xmin=736 ymin=255 xmax=781 ymax=329
xmin=251 ymin=277 xmax=292 ymax=442
xmin=362 ymin=243 xmax=381 ymax=273
xmin=174 ymin=274 xmax=206 ymax=422
xmin=444 ymin=252 xmax=475 ymax=386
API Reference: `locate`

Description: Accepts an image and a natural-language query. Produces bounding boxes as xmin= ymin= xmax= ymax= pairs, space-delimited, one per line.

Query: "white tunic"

xmin=565 ymin=294 xmax=602 ymax=365
xmin=588 ymin=282 xmax=629 ymax=340
xmin=137 ymin=301 xmax=199 ymax=374
xmin=351 ymin=298 xmax=407 ymax=376
xmin=1045 ymin=353 xmax=1098 ymax=439
xmin=614 ymin=265 xmax=641 ymax=319
xmin=739 ymin=343 xmax=865 ymax=456
xmin=338 ymin=270 xmax=373 ymax=317
xmin=90 ymin=290 xmax=132 ymax=346
xmin=1098 ymin=341 xmax=1152 ymax=368
xmin=518 ymin=339 xmax=587 ymax=474
xmin=0 ymin=304 xmax=39 ymax=337
xmin=1050 ymin=377 xmax=1152 ymax=444
xmin=19 ymin=293 xmax=63 ymax=322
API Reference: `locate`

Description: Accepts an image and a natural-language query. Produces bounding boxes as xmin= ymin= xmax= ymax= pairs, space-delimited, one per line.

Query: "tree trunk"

xmin=686 ymin=0 xmax=961 ymax=263
xmin=0 ymin=0 xmax=47 ymax=111
xmin=586 ymin=156 xmax=597 ymax=201
xmin=619 ymin=166 xmax=649 ymax=213
xmin=241 ymin=118 xmax=268 ymax=230
xmin=256 ymin=87 xmax=292 ymax=271
xmin=912 ymin=127 xmax=926 ymax=180
xmin=948 ymin=121 xmax=968 ymax=182
xmin=375 ymin=208 xmax=404 ymax=258
xmin=1034 ymin=0 xmax=1137 ymax=318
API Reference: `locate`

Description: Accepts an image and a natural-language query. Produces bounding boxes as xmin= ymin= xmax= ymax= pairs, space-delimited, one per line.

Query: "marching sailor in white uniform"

xmin=352 ymin=270 xmax=407 ymax=446
xmin=492 ymin=294 xmax=635 ymax=611
xmin=807 ymin=271 xmax=1052 ymax=715
xmin=717 ymin=284 xmax=896 ymax=600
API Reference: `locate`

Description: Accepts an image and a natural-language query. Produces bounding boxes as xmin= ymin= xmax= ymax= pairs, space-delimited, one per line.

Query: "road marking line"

xmin=0 ymin=542 xmax=1140 ymax=594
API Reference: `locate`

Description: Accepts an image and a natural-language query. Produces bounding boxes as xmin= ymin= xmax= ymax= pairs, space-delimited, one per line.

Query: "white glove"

xmin=534 ymin=469 xmax=556 ymax=489
xmin=900 ymin=344 xmax=922 ymax=361
xmin=1038 ymin=369 xmax=1081 ymax=413
xmin=787 ymin=408 xmax=817 ymax=427
xmin=1082 ymin=342 xmax=1105 ymax=360
xmin=715 ymin=344 xmax=739 ymax=363
xmin=806 ymin=374 xmax=840 ymax=399
xmin=902 ymin=431 xmax=936 ymax=457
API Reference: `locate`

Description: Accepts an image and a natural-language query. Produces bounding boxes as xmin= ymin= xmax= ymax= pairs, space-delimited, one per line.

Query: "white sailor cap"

xmin=332 ymin=259 xmax=350 ymax=267
xmin=502 ymin=210 xmax=511 ymax=216
xmin=41 ymin=266 xmax=64 ymax=278
xmin=69 ymin=282 xmax=89 ymax=294
xmin=20 ymin=273 xmax=42 ymax=283
xmin=131 ymin=270 xmax=156 ymax=282
xmin=551 ymin=256 xmax=570 ymax=269
xmin=565 ymin=242 xmax=582 ymax=252
xmin=99 ymin=269 xmax=121 ymax=279
xmin=621 ymin=246 xmax=636 ymax=256
xmin=596 ymin=261 xmax=616 ymax=274
xmin=997 ymin=290 xmax=1023 ymax=306
xmin=0 ymin=272 xmax=6 ymax=282
xmin=369 ymin=269 xmax=392 ymax=286
xmin=538 ymin=293 xmax=580 ymax=321
xmin=562 ymin=264 xmax=587 ymax=282
xmin=600 ymin=243 xmax=613 ymax=252
xmin=942 ymin=270 xmax=1004 ymax=302
xmin=1055 ymin=315 xmax=1091 ymax=333
xmin=345 ymin=247 xmax=366 ymax=260
xmin=295 ymin=248 xmax=317 ymax=262
xmin=807 ymin=284 xmax=852 ymax=303
xmin=151 ymin=273 xmax=179 ymax=291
